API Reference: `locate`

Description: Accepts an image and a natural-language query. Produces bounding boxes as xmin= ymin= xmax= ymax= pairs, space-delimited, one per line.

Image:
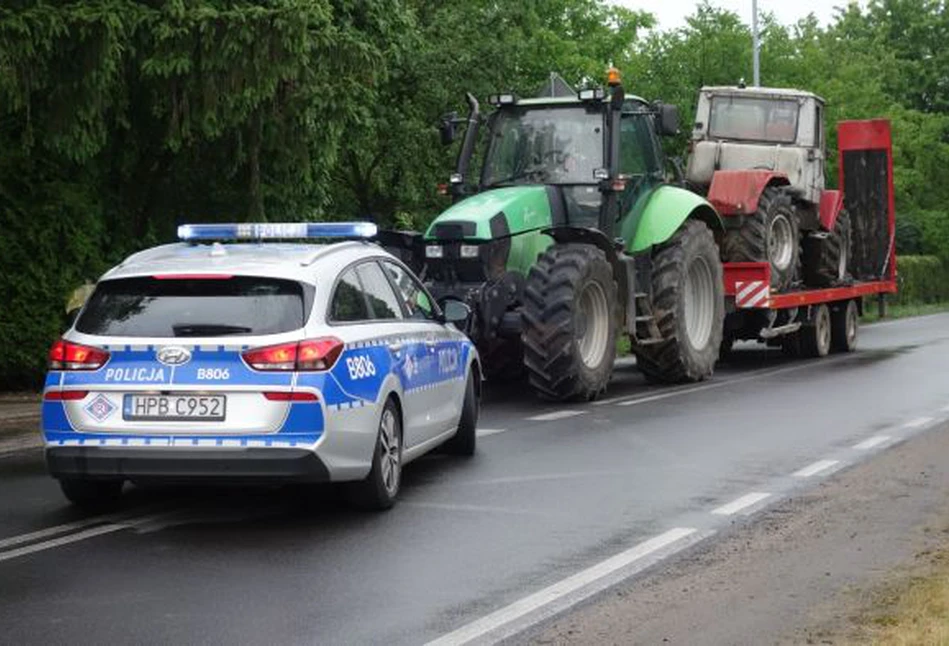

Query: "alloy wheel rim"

xmin=378 ymin=409 xmax=400 ymax=496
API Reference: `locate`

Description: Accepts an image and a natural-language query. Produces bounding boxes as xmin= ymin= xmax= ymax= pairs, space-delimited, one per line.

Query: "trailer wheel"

xmin=803 ymin=209 xmax=851 ymax=287
xmin=521 ymin=243 xmax=618 ymax=401
xmin=634 ymin=220 xmax=724 ymax=383
xmin=721 ymin=186 xmax=799 ymax=290
xmin=831 ymin=300 xmax=859 ymax=352
xmin=800 ymin=304 xmax=832 ymax=358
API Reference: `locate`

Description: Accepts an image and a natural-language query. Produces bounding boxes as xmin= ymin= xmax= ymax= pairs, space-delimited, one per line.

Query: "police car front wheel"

xmin=347 ymin=398 xmax=402 ymax=511
xmin=59 ymin=478 xmax=124 ymax=511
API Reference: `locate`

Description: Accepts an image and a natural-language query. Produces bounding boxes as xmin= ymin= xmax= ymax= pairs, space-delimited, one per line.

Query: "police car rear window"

xmin=75 ymin=276 xmax=314 ymax=337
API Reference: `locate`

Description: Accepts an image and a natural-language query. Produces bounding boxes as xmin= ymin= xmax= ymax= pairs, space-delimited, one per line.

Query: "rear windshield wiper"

xmin=172 ymin=324 xmax=253 ymax=337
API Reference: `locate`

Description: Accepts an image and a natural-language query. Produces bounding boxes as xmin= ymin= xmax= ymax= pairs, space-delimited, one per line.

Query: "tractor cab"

xmin=686 ymin=86 xmax=826 ymax=205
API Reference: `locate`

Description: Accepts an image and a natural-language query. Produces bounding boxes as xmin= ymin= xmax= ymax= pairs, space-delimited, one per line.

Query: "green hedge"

xmin=894 ymin=255 xmax=949 ymax=305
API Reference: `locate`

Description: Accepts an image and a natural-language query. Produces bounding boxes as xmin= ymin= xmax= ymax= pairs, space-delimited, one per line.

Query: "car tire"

xmin=347 ymin=398 xmax=402 ymax=511
xmin=443 ymin=371 xmax=479 ymax=456
xmin=59 ymin=478 xmax=123 ymax=511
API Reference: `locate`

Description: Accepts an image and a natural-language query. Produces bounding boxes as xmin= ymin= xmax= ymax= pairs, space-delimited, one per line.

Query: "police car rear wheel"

xmin=59 ymin=478 xmax=123 ymax=510
xmin=348 ymin=398 xmax=402 ymax=511
xmin=444 ymin=372 xmax=478 ymax=456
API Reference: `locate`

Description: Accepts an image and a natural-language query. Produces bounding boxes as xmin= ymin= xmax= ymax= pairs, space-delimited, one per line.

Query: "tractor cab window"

xmin=482 ymin=105 xmax=603 ymax=187
xmin=619 ymin=113 xmax=661 ymax=176
xmin=708 ymin=96 xmax=799 ymax=144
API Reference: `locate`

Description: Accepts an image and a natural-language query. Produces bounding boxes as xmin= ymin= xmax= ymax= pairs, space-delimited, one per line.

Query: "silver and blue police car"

xmin=42 ymin=222 xmax=481 ymax=510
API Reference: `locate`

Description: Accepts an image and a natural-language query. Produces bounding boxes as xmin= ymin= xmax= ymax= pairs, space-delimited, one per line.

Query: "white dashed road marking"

xmin=903 ymin=416 xmax=934 ymax=429
xmin=854 ymin=435 xmax=892 ymax=450
xmin=425 ymin=527 xmax=702 ymax=646
xmin=476 ymin=428 xmax=508 ymax=437
xmin=792 ymin=459 xmax=841 ymax=478
xmin=526 ymin=410 xmax=586 ymax=422
xmin=710 ymin=492 xmax=772 ymax=516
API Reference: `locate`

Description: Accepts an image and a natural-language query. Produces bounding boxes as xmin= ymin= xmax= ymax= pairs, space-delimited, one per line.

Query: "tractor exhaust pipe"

xmin=452 ymin=93 xmax=480 ymax=202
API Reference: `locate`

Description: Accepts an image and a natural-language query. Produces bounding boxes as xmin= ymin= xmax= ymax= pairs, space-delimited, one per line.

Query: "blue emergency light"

xmin=177 ymin=221 xmax=378 ymax=242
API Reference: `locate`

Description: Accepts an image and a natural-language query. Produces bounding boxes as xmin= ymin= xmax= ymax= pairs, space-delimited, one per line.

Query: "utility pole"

xmin=752 ymin=0 xmax=760 ymax=86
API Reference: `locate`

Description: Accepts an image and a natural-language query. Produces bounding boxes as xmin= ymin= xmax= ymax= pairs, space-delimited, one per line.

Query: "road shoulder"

xmin=528 ymin=422 xmax=949 ymax=645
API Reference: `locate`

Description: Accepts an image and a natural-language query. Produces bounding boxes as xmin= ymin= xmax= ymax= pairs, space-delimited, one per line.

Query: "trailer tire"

xmin=521 ymin=244 xmax=618 ymax=401
xmin=721 ymin=186 xmax=799 ymax=290
xmin=800 ymin=304 xmax=832 ymax=358
xmin=634 ymin=220 xmax=724 ymax=383
xmin=804 ymin=209 xmax=851 ymax=287
xmin=831 ymin=300 xmax=859 ymax=353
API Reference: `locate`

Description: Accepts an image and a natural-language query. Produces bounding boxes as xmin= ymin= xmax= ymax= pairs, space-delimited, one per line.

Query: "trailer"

xmin=718 ymin=119 xmax=897 ymax=358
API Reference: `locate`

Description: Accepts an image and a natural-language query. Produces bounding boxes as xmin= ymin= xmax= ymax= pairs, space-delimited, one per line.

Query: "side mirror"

xmin=439 ymin=111 xmax=458 ymax=146
xmin=657 ymin=103 xmax=680 ymax=136
xmin=441 ymin=299 xmax=473 ymax=332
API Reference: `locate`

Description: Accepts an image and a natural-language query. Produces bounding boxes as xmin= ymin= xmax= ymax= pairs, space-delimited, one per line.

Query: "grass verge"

xmin=831 ymin=538 xmax=949 ymax=645
xmin=861 ymin=300 xmax=949 ymax=323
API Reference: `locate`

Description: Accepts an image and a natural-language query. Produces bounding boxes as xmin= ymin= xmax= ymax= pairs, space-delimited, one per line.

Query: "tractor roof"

xmin=509 ymin=94 xmax=651 ymax=109
xmin=700 ymin=85 xmax=825 ymax=104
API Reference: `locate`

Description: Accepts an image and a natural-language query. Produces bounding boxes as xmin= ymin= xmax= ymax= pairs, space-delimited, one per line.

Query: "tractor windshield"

xmin=708 ymin=95 xmax=799 ymax=144
xmin=481 ymin=105 xmax=603 ymax=187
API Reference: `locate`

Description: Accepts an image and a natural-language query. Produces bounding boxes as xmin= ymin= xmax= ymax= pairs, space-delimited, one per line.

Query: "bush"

xmin=894 ymin=255 xmax=949 ymax=306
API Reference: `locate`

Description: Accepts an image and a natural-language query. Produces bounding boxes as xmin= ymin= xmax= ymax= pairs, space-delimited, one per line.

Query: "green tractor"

xmin=423 ymin=72 xmax=725 ymax=401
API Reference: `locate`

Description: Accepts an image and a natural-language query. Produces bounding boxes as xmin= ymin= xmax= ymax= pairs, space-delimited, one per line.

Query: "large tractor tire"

xmin=634 ymin=220 xmax=725 ymax=383
xmin=521 ymin=244 xmax=619 ymax=401
xmin=721 ymin=186 xmax=799 ymax=290
xmin=803 ymin=209 xmax=851 ymax=287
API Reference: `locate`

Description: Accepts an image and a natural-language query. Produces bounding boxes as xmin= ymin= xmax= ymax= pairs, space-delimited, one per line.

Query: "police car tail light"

xmin=43 ymin=390 xmax=89 ymax=401
xmin=48 ymin=339 xmax=110 ymax=371
xmin=242 ymin=337 xmax=343 ymax=372
xmin=296 ymin=338 xmax=343 ymax=371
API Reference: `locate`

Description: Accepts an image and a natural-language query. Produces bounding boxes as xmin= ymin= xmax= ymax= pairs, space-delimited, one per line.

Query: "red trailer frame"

xmin=722 ymin=119 xmax=897 ymax=314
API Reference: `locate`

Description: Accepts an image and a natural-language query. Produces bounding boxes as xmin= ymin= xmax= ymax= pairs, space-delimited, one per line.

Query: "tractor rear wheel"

xmin=721 ymin=186 xmax=799 ymax=290
xmin=521 ymin=244 xmax=619 ymax=401
xmin=803 ymin=209 xmax=851 ymax=287
xmin=634 ymin=220 xmax=724 ymax=383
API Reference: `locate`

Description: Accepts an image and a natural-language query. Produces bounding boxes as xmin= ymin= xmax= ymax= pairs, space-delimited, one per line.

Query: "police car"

xmin=42 ymin=222 xmax=481 ymax=510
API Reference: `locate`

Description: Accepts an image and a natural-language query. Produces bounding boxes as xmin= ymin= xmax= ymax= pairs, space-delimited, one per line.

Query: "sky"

xmin=614 ymin=0 xmax=860 ymax=30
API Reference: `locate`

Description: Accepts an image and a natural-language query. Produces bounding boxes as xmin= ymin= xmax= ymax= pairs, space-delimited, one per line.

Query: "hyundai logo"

xmin=156 ymin=346 xmax=192 ymax=366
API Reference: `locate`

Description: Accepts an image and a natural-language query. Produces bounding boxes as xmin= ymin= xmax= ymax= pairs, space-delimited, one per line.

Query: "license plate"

xmin=123 ymin=394 xmax=226 ymax=421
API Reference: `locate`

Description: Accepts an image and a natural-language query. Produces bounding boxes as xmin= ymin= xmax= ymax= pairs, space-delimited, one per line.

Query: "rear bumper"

xmin=46 ymin=446 xmax=331 ymax=484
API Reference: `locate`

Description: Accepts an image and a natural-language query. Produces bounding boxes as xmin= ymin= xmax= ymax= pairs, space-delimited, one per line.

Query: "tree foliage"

xmin=1 ymin=0 xmax=948 ymax=385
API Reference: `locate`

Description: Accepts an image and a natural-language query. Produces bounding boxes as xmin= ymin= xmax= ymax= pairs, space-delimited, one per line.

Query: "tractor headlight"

xmin=425 ymin=245 xmax=444 ymax=259
xmin=460 ymin=245 xmax=479 ymax=259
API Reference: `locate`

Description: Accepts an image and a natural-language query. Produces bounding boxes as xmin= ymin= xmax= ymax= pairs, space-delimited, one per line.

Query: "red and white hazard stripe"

xmin=735 ymin=280 xmax=769 ymax=308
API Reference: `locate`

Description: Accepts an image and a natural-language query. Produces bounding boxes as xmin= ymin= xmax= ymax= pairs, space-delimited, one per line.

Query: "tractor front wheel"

xmin=521 ymin=244 xmax=619 ymax=401
xmin=721 ymin=186 xmax=799 ymax=290
xmin=635 ymin=220 xmax=724 ymax=383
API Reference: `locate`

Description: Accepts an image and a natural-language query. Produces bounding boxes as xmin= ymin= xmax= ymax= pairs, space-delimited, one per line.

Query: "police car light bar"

xmin=177 ymin=222 xmax=378 ymax=242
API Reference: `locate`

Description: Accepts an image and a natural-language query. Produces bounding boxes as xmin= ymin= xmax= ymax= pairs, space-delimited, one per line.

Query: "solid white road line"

xmin=903 ymin=416 xmax=934 ymax=429
xmin=0 ymin=524 xmax=127 ymax=563
xmin=424 ymin=527 xmax=700 ymax=646
xmin=476 ymin=428 xmax=508 ymax=437
xmin=526 ymin=410 xmax=586 ymax=422
xmin=710 ymin=492 xmax=772 ymax=516
xmin=0 ymin=511 xmax=175 ymax=563
xmin=853 ymin=435 xmax=892 ymax=450
xmin=614 ymin=361 xmax=829 ymax=408
xmin=0 ymin=516 xmax=117 ymax=551
xmin=792 ymin=459 xmax=841 ymax=478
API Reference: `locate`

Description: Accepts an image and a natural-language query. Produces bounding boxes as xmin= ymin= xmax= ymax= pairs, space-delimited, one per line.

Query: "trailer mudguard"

xmin=623 ymin=185 xmax=722 ymax=253
xmin=706 ymin=170 xmax=789 ymax=216
xmin=818 ymin=189 xmax=844 ymax=231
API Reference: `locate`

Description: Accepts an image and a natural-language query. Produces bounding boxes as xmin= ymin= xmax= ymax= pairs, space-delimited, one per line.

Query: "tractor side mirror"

xmin=657 ymin=103 xmax=680 ymax=136
xmin=439 ymin=112 xmax=459 ymax=146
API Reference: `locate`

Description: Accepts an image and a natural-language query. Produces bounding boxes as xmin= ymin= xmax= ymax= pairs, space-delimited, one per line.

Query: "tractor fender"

xmin=818 ymin=189 xmax=844 ymax=231
xmin=542 ymin=226 xmax=628 ymax=306
xmin=625 ymin=185 xmax=722 ymax=254
xmin=707 ymin=169 xmax=790 ymax=216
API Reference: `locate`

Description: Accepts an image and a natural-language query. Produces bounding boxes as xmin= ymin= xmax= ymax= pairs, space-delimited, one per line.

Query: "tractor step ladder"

xmin=632 ymin=292 xmax=664 ymax=345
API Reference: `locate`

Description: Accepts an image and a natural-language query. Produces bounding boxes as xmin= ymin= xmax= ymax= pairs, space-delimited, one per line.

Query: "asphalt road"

xmin=2 ymin=313 xmax=949 ymax=645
